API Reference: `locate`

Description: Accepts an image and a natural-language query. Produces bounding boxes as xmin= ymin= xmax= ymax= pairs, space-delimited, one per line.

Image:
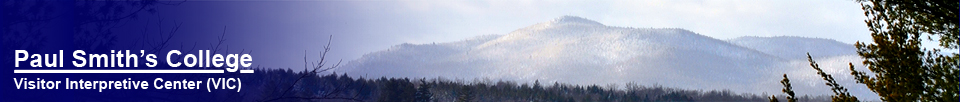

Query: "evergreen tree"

xmin=456 ymin=85 xmax=475 ymax=102
xmin=854 ymin=0 xmax=958 ymax=101
xmin=533 ymin=80 xmax=543 ymax=100
xmin=379 ymin=78 xmax=415 ymax=102
xmin=415 ymin=79 xmax=433 ymax=102
xmin=533 ymin=80 xmax=543 ymax=90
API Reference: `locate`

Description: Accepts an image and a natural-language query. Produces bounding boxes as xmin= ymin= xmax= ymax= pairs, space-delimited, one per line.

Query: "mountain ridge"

xmin=338 ymin=16 xmax=878 ymax=100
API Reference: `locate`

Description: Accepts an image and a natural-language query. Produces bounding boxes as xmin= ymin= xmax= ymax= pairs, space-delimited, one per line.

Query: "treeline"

xmin=249 ymin=68 xmax=831 ymax=102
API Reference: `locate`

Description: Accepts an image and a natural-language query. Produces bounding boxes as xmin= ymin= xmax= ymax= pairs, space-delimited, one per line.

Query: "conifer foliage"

xmin=414 ymin=79 xmax=433 ymax=102
xmin=807 ymin=53 xmax=860 ymax=102
xmin=776 ymin=0 xmax=957 ymax=101
xmin=853 ymin=0 xmax=959 ymax=101
xmin=780 ymin=74 xmax=797 ymax=102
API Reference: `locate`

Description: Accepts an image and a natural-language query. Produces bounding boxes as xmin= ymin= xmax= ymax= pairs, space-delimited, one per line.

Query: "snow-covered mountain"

xmin=338 ymin=16 xmax=878 ymax=100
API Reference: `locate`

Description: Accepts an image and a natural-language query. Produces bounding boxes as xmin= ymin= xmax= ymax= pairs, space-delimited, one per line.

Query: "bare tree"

xmin=260 ymin=35 xmax=365 ymax=102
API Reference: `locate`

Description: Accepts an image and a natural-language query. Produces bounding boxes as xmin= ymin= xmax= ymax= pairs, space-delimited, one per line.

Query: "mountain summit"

xmin=339 ymin=16 xmax=877 ymax=99
xmin=550 ymin=16 xmax=604 ymax=26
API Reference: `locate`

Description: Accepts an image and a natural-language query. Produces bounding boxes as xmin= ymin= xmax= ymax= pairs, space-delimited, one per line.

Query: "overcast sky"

xmin=155 ymin=0 xmax=871 ymax=69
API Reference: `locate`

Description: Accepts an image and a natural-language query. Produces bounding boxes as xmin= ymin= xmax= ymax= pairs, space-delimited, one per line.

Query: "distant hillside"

xmin=726 ymin=36 xmax=857 ymax=60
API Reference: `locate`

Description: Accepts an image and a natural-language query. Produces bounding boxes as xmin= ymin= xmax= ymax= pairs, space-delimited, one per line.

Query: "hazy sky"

xmin=153 ymin=0 xmax=870 ymax=69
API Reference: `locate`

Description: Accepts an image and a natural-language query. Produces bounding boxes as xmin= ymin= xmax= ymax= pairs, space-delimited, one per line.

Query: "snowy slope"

xmin=727 ymin=36 xmax=857 ymax=60
xmin=338 ymin=16 xmax=878 ymax=100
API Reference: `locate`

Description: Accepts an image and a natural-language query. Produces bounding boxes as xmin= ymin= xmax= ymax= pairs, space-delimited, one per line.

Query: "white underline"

xmin=240 ymin=70 xmax=254 ymax=73
xmin=13 ymin=69 xmax=255 ymax=73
